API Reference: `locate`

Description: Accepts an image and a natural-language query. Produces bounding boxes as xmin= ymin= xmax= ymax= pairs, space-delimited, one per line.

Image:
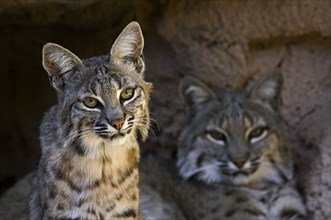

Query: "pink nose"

xmin=232 ymin=158 xmax=247 ymax=168
xmin=111 ymin=118 xmax=125 ymax=130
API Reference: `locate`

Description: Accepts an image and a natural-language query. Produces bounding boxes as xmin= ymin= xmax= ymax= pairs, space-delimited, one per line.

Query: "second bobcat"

xmin=176 ymin=69 xmax=307 ymax=219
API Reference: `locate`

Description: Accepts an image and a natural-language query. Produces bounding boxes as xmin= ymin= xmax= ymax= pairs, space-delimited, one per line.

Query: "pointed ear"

xmin=110 ymin=21 xmax=145 ymax=75
xmin=249 ymin=67 xmax=283 ymax=109
xmin=42 ymin=43 xmax=82 ymax=91
xmin=179 ymin=76 xmax=216 ymax=117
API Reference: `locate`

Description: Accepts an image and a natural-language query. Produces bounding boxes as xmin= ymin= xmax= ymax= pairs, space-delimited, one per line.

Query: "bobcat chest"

xmin=48 ymin=141 xmax=140 ymax=218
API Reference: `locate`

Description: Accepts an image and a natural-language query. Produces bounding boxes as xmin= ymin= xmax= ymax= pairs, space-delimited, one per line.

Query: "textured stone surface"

xmin=0 ymin=0 xmax=330 ymax=219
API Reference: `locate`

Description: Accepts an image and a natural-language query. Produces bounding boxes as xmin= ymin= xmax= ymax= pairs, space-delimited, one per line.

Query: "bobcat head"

xmin=41 ymin=22 xmax=152 ymax=155
xmin=178 ymin=69 xmax=293 ymax=188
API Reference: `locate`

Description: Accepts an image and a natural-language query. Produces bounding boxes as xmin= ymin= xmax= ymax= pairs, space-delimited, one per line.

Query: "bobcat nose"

xmin=231 ymin=157 xmax=247 ymax=168
xmin=111 ymin=118 xmax=125 ymax=130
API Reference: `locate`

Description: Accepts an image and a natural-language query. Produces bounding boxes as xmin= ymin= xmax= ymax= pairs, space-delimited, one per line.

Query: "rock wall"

xmin=0 ymin=0 xmax=330 ymax=219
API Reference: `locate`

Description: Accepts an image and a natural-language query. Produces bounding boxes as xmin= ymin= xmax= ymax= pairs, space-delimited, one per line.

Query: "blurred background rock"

xmin=0 ymin=0 xmax=330 ymax=219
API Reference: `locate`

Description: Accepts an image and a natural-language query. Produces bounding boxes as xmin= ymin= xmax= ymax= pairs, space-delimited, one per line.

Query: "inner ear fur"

xmin=42 ymin=43 xmax=82 ymax=91
xmin=43 ymin=43 xmax=82 ymax=77
xmin=110 ymin=21 xmax=145 ymax=75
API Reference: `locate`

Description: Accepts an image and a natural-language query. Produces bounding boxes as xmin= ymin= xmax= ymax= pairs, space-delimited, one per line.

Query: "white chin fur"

xmin=232 ymin=174 xmax=250 ymax=185
xmin=198 ymin=166 xmax=222 ymax=184
xmin=79 ymin=130 xmax=135 ymax=158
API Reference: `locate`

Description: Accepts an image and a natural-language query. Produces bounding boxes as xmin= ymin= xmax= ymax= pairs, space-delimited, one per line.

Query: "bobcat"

xmin=29 ymin=22 xmax=152 ymax=220
xmin=140 ymin=68 xmax=307 ymax=220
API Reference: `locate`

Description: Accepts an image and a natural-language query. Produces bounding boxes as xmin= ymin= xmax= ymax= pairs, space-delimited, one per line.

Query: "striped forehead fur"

xmin=215 ymin=97 xmax=257 ymax=130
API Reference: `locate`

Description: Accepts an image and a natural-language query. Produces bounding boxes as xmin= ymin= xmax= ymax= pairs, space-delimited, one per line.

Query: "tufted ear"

xmin=179 ymin=76 xmax=216 ymax=117
xmin=110 ymin=21 xmax=145 ymax=75
xmin=249 ymin=67 xmax=283 ymax=109
xmin=42 ymin=43 xmax=82 ymax=91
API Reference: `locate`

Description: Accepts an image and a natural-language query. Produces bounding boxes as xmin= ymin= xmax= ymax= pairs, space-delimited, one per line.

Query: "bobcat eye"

xmin=248 ymin=127 xmax=268 ymax=143
xmin=82 ymin=97 xmax=99 ymax=108
xmin=206 ymin=129 xmax=227 ymax=145
xmin=120 ymin=88 xmax=135 ymax=101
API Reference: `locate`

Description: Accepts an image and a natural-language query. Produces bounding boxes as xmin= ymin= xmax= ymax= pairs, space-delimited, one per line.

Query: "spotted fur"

xmin=29 ymin=22 xmax=152 ymax=220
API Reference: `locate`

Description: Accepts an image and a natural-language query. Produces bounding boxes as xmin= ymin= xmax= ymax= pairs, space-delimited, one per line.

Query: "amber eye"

xmin=82 ymin=97 xmax=99 ymax=108
xmin=248 ymin=127 xmax=268 ymax=143
xmin=206 ymin=130 xmax=227 ymax=144
xmin=120 ymin=88 xmax=135 ymax=101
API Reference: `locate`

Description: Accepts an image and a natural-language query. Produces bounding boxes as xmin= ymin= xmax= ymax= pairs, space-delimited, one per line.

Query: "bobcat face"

xmin=68 ymin=62 xmax=150 ymax=142
xmin=178 ymin=70 xmax=292 ymax=187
